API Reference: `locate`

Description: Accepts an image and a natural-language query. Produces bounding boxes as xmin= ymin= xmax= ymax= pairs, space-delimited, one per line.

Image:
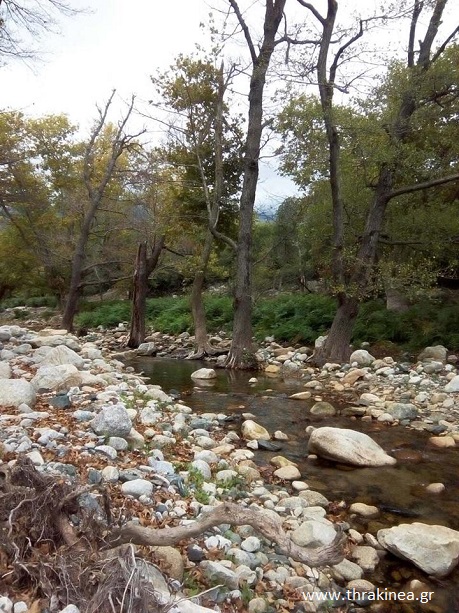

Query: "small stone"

xmin=241 ymin=419 xmax=270 ymax=441
xmin=102 ymin=466 xmax=120 ymax=482
xmin=310 ymin=401 xmax=337 ymax=416
xmin=13 ymin=603 xmax=28 ymax=613
xmin=107 ymin=436 xmax=129 ymax=451
xmin=274 ymin=465 xmax=301 ymax=480
xmin=248 ymin=597 xmax=267 ymax=613
xmin=95 ymin=445 xmax=117 ymax=460
xmin=292 ymin=481 xmax=309 ymax=491
xmin=241 ymin=536 xmax=261 ymax=552
xmin=426 ymin=482 xmax=445 ymax=494
xmin=349 ymin=503 xmax=380 ymax=518
xmin=351 ymin=546 xmax=381 ymax=572
xmin=121 ymin=479 xmax=153 ymax=498
xmin=428 ymin=436 xmax=456 ymax=448
xmin=289 ymin=391 xmax=312 ymax=400
xmin=270 ymin=455 xmax=297 ymax=468
xmin=0 ymin=596 xmax=13 ymax=613
xmin=273 ymin=430 xmax=289 ymax=440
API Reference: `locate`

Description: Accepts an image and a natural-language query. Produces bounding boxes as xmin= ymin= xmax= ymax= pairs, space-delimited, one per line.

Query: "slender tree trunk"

xmin=188 ymin=230 xmax=216 ymax=358
xmin=62 ymin=222 xmax=92 ymax=331
xmin=225 ymin=0 xmax=286 ymax=369
xmin=127 ymin=242 xmax=148 ymax=348
xmin=127 ymin=235 xmax=164 ymax=348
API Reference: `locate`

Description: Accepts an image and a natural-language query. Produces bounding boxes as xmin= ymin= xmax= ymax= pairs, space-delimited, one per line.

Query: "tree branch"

xmin=296 ymin=0 xmax=325 ymax=25
xmin=228 ymin=0 xmax=257 ymax=65
xmin=387 ymin=172 xmax=459 ymax=201
xmin=106 ymin=501 xmax=345 ymax=567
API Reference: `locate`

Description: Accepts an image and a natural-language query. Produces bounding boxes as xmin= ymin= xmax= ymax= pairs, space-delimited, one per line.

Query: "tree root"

xmin=0 ymin=457 xmax=345 ymax=612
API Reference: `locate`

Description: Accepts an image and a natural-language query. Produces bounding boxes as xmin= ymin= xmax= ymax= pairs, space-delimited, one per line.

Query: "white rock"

xmin=0 ymin=378 xmax=36 ymax=408
xmin=38 ymin=345 xmax=84 ymax=368
xmin=377 ymin=523 xmax=459 ymax=577
xmin=121 ymin=479 xmax=153 ymax=498
xmin=350 ymin=350 xmax=375 ymax=366
xmin=0 ymin=596 xmax=13 ymax=613
xmin=31 ymin=364 xmax=82 ymax=392
xmin=241 ymin=536 xmax=261 ymax=552
xmin=0 ymin=362 xmax=11 ymax=378
xmin=291 ymin=518 xmax=337 ymax=548
xmin=445 ymin=375 xmax=459 ymax=393
xmin=274 ymin=465 xmax=301 ymax=480
xmin=308 ymin=427 xmax=396 ymax=467
xmin=191 ymin=368 xmax=217 ymax=380
xmin=241 ymin=419 xmax=270 ymax=441
xmin=91 ymin=403 xmax=132 ymax=437
xmin=31 ymin=334 xmax=80 ymax=351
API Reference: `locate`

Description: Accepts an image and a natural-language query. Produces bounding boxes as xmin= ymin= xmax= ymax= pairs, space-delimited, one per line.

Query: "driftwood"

xmin=0 ymin=457 xmax=345 ymax=612
xmin=108 ymin=501 xmax=345 ymax=567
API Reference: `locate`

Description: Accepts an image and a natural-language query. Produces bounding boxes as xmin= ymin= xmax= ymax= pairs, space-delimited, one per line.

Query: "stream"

xmin=128 ymin=357 xmax=459 ymax=611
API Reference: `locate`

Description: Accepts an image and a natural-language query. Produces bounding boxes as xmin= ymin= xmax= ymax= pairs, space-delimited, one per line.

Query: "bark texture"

xmin=225 ymin=0 xmax=286 ymax=369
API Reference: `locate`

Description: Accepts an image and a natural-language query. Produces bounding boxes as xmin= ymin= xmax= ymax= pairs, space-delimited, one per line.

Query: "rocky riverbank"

xmin=0 ymin=324 xmax=458 ymax=613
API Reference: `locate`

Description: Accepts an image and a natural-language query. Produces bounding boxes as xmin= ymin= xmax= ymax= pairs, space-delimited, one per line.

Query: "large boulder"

xmin=349 ymin=350 xmax=375 ymax=367
xmin=241 ymin=419 xmax=270 ymax=441
xmin=31 ymin=364 xmax=82 ymax=392
xmin=0 ymin=379 xmax=36 ymax=408
xmin=30 ymin=334 xmax=80 ymax=352
xmin=377 ymin=523 xmax=459 ymax=577
xmin=417 ymin=345 xmax=448 ymax=363
xmin=37 ymin=345 xmax=84 ymax=368
xmin=90 ymin=403 xmax=132 ymax=437
xmin=308 ymin=427 xmax=396 ymax=467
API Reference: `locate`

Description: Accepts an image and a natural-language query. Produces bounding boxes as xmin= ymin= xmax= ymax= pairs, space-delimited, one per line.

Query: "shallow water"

xmin=128 ymin=357 xmax=459 ymax=611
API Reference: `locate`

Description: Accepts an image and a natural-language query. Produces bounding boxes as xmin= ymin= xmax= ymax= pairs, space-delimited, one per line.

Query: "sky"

xmin=1 ymin=0 xmax=457 ymax=210
xmin=0 ymin=0 xmax=305 ymax=211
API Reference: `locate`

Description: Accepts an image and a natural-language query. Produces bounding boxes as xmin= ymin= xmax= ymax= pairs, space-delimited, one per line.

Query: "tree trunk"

xmin=127 ymin=235 xmax=164 ymax=348
xmin=314 ymin=295 xmax=359 ymax=365
xmin=188 ymin=230 xmax=216 ymax=359
xmin=62 ymin=231 xmax=89 ymax=331
xmin=127 ymin=242 xmax=148 ymax=348
xmin=225 ymin=0 xmax=286 ymax=369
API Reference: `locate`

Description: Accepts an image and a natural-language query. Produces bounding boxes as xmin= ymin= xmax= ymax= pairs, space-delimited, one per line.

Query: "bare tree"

xmin=62 ymin=92 xmax=142 ymax=331
xmin=225 ymin=0 xmax=287 ymax=369
xmin=0 ymin=0 xmax=79 ymax=61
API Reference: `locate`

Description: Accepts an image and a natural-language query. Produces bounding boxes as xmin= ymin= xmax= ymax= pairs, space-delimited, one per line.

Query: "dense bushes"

xmin=72 ymin=293 xmax=459 ymax=351
xmin=3 ymin=292 xmax=457 ymax=350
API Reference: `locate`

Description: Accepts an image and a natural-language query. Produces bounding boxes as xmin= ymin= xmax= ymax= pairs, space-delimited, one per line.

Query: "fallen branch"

xmin=107 ymin=501 xmax=345 ymax=567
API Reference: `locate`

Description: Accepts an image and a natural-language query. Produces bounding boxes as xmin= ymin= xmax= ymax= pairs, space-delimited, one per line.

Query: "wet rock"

xmin=270 ymin=455 xmax=297 ymax=468
xmin=386 ymin=402 xmax=418 ymax=421
xmin=241 ymin=419 xmax=270 ymax=441
xmin=332 ymin=558 xmax=363 ymax=581
xmin=377 ymin=522 xmax=459 ymax=577
xmin=191 ymin=368 xmax=217 ymax=380
xmin=349 ymin=503 xmax=379 ymax=518
xmin=428 ymin=436 xmax=455 ymax=448
xmin=308 ymin=427 xmax=397 ymax=467
xmin=265 ymin=364 xmax=280 ymax=373
xmin=274 ymin=465 xmax=301 ymax=480
xmin=257 ymin=439 xmax=282 ymax=451
xmin=298 ymin=490 xmax=330 ymax=507
xmin=426 ymin=482 xmax=445 ymax=494
xmin=289 ymin=391 xmax=312 ymax=400
xmin=273 ymin=430 xmax=289 ymax=440
xmin=310 ymin=401 xmax=337 ymax=416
